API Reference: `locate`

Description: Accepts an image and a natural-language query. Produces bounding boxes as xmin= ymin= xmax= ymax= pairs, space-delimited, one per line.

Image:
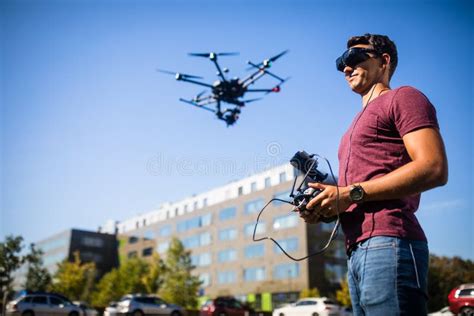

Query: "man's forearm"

xmin=360 ymin=159 xmax=448 ymax=202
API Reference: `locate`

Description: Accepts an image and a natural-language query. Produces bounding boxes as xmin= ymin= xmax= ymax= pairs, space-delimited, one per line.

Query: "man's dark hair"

xmin=347 ymin=33 xmax=398 ymax=79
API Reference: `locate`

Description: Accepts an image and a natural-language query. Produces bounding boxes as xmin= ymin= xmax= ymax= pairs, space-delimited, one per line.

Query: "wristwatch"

xmin=349 ymin=184 xmax=365 ymax=203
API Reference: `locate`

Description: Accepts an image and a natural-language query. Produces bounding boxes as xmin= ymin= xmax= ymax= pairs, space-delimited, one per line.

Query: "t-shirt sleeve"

xmin=390 ymin=86 xmax=439 ymax=137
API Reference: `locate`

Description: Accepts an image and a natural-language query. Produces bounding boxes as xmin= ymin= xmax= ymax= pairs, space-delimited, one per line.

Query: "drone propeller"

xmin=246 ymin=50 xmax=289 ymax=70
xmin=196 ymin=90 xmax=207 ymax=99
xmin=157 ymin=69 xmax=203 ymax=79
xmin=242 ymin=98 xmax=262 ymax=104
xmin=268 ymin=50 xmax=289 ymax=63
xmin=188 ymin=52 xmax=239 ymax=58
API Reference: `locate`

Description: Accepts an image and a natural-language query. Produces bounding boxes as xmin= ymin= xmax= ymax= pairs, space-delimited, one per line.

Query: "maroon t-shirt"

xmin=338 ymin=86 xmax=439 ymax=249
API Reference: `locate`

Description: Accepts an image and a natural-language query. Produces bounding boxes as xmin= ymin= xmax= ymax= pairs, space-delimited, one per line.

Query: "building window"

xmin=143 ymin=219 xmax=147 ymax=226
xmin=81 ymin=236 xmax=104 ymax=248
xmin=157 ymin=241 xmax=170 ymax=254
xmin=274 ymin=237 xmax=298 ymax=254
xmin=39 ymin=238 xmax=69 ymax=253
xmin=244 ymin=222 xmax=266 ymax=236
xmin=184 ymin=205 xmax=188 ymax=212
xmin=244 ymin=199 xmax=265 ymax=215
xmin=199 ymin=273 xmax=211 ymax=287
xmin=217 ymin=249 xmax=237 ymax=263
xmin=128 ymin=251 xmax=137 ymax=258
xmin=191 ymin=252 xmax=212 ymax=266
xmin=43 ymin=253 xmax=66 ymax=266
xmin=177 ymin=214 xmax=212 ymax=232
xmin=144 ymin=231 xmax=155 ymax=240
xmin=182 ymin=232 xmax=211 ymax=249
xmin=203 ymin=198 xmax=208 ymax=207
xmin=193 ymin=201 xmax=198 ymax=210
xmin=142 ymin=247 xmax=153 ymax=257
xmin=159 ymin=225 xmax=172 ymax=237
xmin=273 ymin=190 xmax=292 ymax=206
xmin=321 ymin=222 xmax=334 ymax=232
xmin=217 ymin=271 xmax=237 ymax=284
xmin=218 ymin=228 xmax=237 ymax=241
xmin=244 ymin=267 xmax=265 ymax=282
xmin=251 ymin=182 xmax=257 ymax=192
xmin=244 ymin=244 xmax=264 ymax=259
xmin=129 ymin=236 xmax=139 ymax=244
xmin=279 ymin=172 xmax=287 ymax=183
xmin=238 ymin=186 xmax=243 ymax=196
xmin=325 ymin=263 xmax=347 ymax=283
xmin=273 ymin=213 xmax=298 ymax=230
xmin=273 ymin=263 xmax=299 ymax=280
xmin=264 ymin=177 xmax=271 ymax=188
xmin=219 ymin=207 xmax=236 ymax=221
xmin=81 ymin=251 xmax=103 ymax=263
xmin=329 ymin=240 xmax=346 ymax=259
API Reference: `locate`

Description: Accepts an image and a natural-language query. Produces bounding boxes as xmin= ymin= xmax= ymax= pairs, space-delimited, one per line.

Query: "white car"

xmin=272 ymin=297 xmax=344 ymax=316
xmin=428 ymin=306 xmax=454 ymax=315
xmin=104 ymin=301 xmax=118 ymax=316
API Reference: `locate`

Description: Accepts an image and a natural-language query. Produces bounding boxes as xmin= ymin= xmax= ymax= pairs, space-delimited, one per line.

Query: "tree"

xmin=299 ymin=287 xmax=320 ymax=298
xmin=0 ymin=235 xmax=26 ymax=312
xmin=23 ymin=243 xmax=52 ymax=291
xmin=92 ymin=255 xmax=166 ymax=308
xmin=428 ymin=254 xmax=474 ymax=312
xmin=49 ymin=252 xmax=96 ymax=302
xmin=142 ymin=253 xmax=166 ymax=293
xmin=91 ymin=268 xmax=121 ymax=308
xmin=336 ymin=276 xmax=351 ymax=308
xmin=159 ymin=237 xmax=201 ymax=308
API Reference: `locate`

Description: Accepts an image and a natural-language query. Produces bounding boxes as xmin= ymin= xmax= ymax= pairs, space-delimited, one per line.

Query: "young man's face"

xmin=342 ymin=44 xmax=383 ymax=95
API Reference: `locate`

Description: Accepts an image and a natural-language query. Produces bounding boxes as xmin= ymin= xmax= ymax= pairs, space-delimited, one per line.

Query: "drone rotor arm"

xmin=245 ymin=88 xmax=274 ymax=93
xmin=179 ymin=77 xmax=214 ymax=88
xmin=263 ymin=70 xmax=285 ymax=82
xmin=179 ymin=98 xmax=216 ymax=113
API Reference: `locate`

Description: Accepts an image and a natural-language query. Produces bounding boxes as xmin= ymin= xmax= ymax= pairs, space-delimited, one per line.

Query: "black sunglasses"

xmin=336 ymin=47 xmax=379 ymax=72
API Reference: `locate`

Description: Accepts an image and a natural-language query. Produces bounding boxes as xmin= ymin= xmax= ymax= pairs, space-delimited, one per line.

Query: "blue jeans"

xmin=347 ymin=236 xmax=429 ymax=316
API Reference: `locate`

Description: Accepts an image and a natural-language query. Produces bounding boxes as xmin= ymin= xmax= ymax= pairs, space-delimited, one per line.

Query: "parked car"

xmin=200 ymin=296 xmax=254 ymax=316
xmin=5 ymin=292 xmax=83 ymax=316
xmin=272 ymin=297 xmax=343 ymax=316
xmin=104 ymin=301 xmax=118 ymax=316
xmin=116 ymin=294 xmax=186 ymax=316
xmin=74 ymin=301 xmax=98 ymax=316
xmin=428 ymin=306 xmax=454 ymax=315
xmin=448 ymin=283 xmax=474 ymax=315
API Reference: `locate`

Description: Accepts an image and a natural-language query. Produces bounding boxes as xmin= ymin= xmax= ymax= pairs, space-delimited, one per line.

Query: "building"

xmin=37 ymin=229 xmax=119 ymax=278
xmin=106 ymin=164 xmax=347 ymax=310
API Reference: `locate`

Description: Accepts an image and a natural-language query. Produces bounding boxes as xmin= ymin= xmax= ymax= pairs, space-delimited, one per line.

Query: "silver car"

xmin=116 ymin=294 xmax=186 ymax=316
xmin=6 ymin=293 xmax=83 ymax=316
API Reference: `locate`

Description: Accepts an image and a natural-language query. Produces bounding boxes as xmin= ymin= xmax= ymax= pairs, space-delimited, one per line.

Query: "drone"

xmin=158 ymin=50 xmax=289 ymax=126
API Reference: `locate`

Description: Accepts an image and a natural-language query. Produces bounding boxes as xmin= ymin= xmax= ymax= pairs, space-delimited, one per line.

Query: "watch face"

xmin=350 ymin=186 xmax=364 ymax=201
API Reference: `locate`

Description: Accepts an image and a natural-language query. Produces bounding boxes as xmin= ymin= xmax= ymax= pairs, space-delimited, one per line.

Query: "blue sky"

xmin=1 ymin=0 xmax=472 ymax=260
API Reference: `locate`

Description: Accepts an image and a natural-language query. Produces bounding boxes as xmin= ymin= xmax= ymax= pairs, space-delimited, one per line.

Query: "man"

xmin=300 ymin=34 xmax=448 ymax=315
